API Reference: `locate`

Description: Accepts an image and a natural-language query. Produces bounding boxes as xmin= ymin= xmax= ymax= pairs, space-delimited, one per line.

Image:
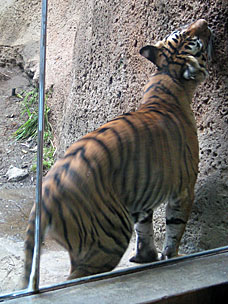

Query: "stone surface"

xmin=2 ymin=250 xmax=228 ymax=303
xmin=6 ymin=166 xmax=29 ymax=182
xmin=46 ymin=0 xmax=228 ymax=254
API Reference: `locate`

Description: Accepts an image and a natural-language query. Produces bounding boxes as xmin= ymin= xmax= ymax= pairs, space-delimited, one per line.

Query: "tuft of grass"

xmin=14 ymin=88 xmax=55 ymax=171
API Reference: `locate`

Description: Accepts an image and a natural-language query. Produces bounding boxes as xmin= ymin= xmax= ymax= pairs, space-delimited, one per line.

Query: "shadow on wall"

xmin=185 ymin=173 xmax=228 ymax=252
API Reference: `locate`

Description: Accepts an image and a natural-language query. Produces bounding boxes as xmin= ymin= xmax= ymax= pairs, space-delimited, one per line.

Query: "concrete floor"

xmin=1 ymin=248 xmax=228 ymax=304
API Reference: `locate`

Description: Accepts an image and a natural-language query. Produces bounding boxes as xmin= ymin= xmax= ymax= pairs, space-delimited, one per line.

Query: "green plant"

xmin=14 ymin=88 xmax=55 ymax=171
xmin=14 ymin=89 xmax=38 ymax=140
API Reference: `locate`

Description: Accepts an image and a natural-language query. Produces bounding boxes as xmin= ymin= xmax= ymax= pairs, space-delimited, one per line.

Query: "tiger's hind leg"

xmin=162 ymin=190 xmax=194 ymax=259
xmin=68 ymin=226 xmax=132 ymax=280
xmin=130 ymin=212 xmax=159 ymax=263
xmin=68 ymin=254 xmax=125 ymax=280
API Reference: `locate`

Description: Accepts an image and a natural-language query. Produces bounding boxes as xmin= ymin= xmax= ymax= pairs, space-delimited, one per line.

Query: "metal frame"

xmin=27 ymin=0 xmax=48 ymax=292
xmin=0 ymin=245 xmax=228 ymax=302
xmin=0 ymin=0 xmax=227 ymax=301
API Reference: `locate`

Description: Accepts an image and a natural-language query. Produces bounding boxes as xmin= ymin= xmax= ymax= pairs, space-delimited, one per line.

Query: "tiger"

xmin=24 ymin=19 xmax=212 ymax=287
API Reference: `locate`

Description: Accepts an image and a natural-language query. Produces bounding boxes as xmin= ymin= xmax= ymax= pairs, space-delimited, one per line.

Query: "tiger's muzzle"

xmin=186 ymin=19 xmax=213 ymax=62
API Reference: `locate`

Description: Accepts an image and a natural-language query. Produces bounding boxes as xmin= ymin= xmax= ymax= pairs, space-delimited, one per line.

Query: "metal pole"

xmin=28 ymin=0 xmax=48 ymax=292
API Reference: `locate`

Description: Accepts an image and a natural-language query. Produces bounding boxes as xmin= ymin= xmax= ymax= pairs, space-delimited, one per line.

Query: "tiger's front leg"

xmin=162 ymin=191 xmax=194 ymax=259
xmin=130 ymin=212 xmax=159 ymax=263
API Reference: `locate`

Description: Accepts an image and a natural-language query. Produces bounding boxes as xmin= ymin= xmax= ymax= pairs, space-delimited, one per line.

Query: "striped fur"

xmin=24 ymin=19 xmax=212 ymax=286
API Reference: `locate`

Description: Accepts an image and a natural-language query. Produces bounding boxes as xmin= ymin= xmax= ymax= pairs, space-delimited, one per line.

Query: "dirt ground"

xmin=0 ymin=68 xmax=137 ymax=295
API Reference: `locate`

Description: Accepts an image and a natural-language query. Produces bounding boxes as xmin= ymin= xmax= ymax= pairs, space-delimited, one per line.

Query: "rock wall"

xmin=52 ymin=0 xmax=228 ymax=253
xmin=1 ymin=0 xmax=228 ymax=254
xmin=0 ymin=0 xmax=41 ymax=79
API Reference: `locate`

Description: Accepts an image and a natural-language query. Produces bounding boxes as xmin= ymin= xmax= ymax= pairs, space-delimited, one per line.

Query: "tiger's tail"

xmin=23 ymin=201 xmax=50 ymax=289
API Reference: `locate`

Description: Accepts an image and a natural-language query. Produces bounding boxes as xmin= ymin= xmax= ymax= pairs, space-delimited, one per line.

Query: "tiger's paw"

xmin=161 ymin=252 xmax=186 ymax=260
xmin=129 ymin=252 xmax=159 ymax=264
xmin=161 ymin=246 xmax=185 ymax=260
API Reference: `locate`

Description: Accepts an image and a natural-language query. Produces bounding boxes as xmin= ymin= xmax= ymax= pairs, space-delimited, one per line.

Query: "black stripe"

xmin=155 ymin=83 xmax=181 ymax=105
xmin=144 ymin=80 xmax=162 ymax=94
xmin=41 ymin=198 xmax=52 ymax=227
xmin=129 ymin=111 xmax=171 ymax=213
xmin=94 ymin=214 xmax=129 ymax=252
xmin=97 ymin=127 xmax=109 ymax=133
xmin=188 ymin=41 xmax=197 ymax=46
xmin=183 ymin=146 xmax=191 ymax=182
xmin=74 ymin=257 xmax=120 ymax=273
xmin=139 ymin=211 xmax=153 ymax=224
xmin=184 ymin=45 xmax=192 ymax=50
xmin=67 ymin=204 xmax=84 ymax=255
xmin=44 ymin=186 xmax=50 ymax=198
xmin=24 ymin=241 xmax=34 ymax=253
xmin=64 ymin=147 xmax=85 ymax=158
xmin=160 ymin=49 xmax=170 ymax=63
xmin=186 ymin=143 xmax=198 ymax=177
xmin=52 ymin=194 xmax=72 ymax=251
xmin=28 ymin=214 xmax=35 ymax=225
xmin=54 ymin=172 xmax=61 ymax=187
xmin=145 ymin=108 xmax=185 ymax=200
xmin=108 ymin=127 xmax=125 ymax=171
xmin=78 ymin=242 xmax=99 ymax=264
xmin=97 ymin=239 xmax=125 ymax=256
xmin=195 ymin=51 xmax=202 ymax=57
xmin=112 ymin=126 xmax=131 ymax=199
xmin=166 ymin=61 xmax=184 ymax=67
xmin=64 ymin=187 xmax=95 ymax=253
xmin=79 ymin=150 xmax=110 ymax=209
xmin=164 ymin=66 xmax=184 ymax=85
xmin=145 ymin=94 xmax=175 ymax=107
xmin=172 ymin=38 xmax=178 ymax=44
xmin=201 ymin=54 xmax=206 ymax=62
xmin=109 ymin=116 xmax=135 ymax=200
xmin=162 ymin=69 xmax=184 ymax=86
xmin=166 ymin=217 xmax=186 ymax=225
xmin=120 ymin=116 xmax=140 ymax=204
xmin=148 ymin=114 xmax=173 ymax=206
xmin=179 ymin=51 xmax=191 ymax=56
xmin=67 ymin=165 xmax=129 ymax=250
xmin=62 ymin=162 xmax=70 ymax=172
xmin=90 ymin=155 xmax=106 ymax=200
xmin=129 ymin=114 xmax=155 ymax=213
xmin=162 ymin=46 xmax=173 ymax=56
xmin=175 ymin=56 xmax=188 ymax=63
xmin=144 ymin=106 xmax=186 ymax=195
xmin=168 ymin=41 xmax=177 ymax=51
xmin=26 ymin=229 xmax=34 ymax=237
xmin=89 ymin=216 xmax=99 ymax=242
xmin=79 ymin=149 xmax=105 ymax=201
xmin=108 ymin=192 xmax=132 ymax=242
xmin=123 ymin=112 xmax=132 ymax=116
xmin=78 ymin=137 xmax=113 ymax=171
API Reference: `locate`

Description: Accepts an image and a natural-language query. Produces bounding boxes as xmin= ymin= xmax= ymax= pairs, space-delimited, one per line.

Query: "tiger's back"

xmin=24 ymin=19 xmax=212 ymax=287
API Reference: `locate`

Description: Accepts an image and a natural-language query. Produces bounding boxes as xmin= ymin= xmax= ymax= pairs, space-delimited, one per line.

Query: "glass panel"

xmin=0 ymin=0 xmax=227 ymax=298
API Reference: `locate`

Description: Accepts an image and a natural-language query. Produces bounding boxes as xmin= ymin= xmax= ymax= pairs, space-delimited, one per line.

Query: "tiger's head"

xmin=140 ymin=19 xmax=213 ymax=83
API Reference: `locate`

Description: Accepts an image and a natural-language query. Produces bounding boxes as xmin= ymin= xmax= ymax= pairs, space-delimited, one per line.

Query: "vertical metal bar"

xmin=28 ymin=0 xmax=48 ymax=292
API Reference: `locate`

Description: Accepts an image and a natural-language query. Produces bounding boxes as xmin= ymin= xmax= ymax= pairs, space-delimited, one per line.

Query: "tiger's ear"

xmin=139 ymin=45 xmax=161 ymax=66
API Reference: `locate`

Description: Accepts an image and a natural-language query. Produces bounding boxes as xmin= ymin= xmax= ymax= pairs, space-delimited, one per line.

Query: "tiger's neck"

xmin=139 ymin=72 xmax=199 ymax=128
xmin=140 ymin=72 xmax=199 ymax=110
